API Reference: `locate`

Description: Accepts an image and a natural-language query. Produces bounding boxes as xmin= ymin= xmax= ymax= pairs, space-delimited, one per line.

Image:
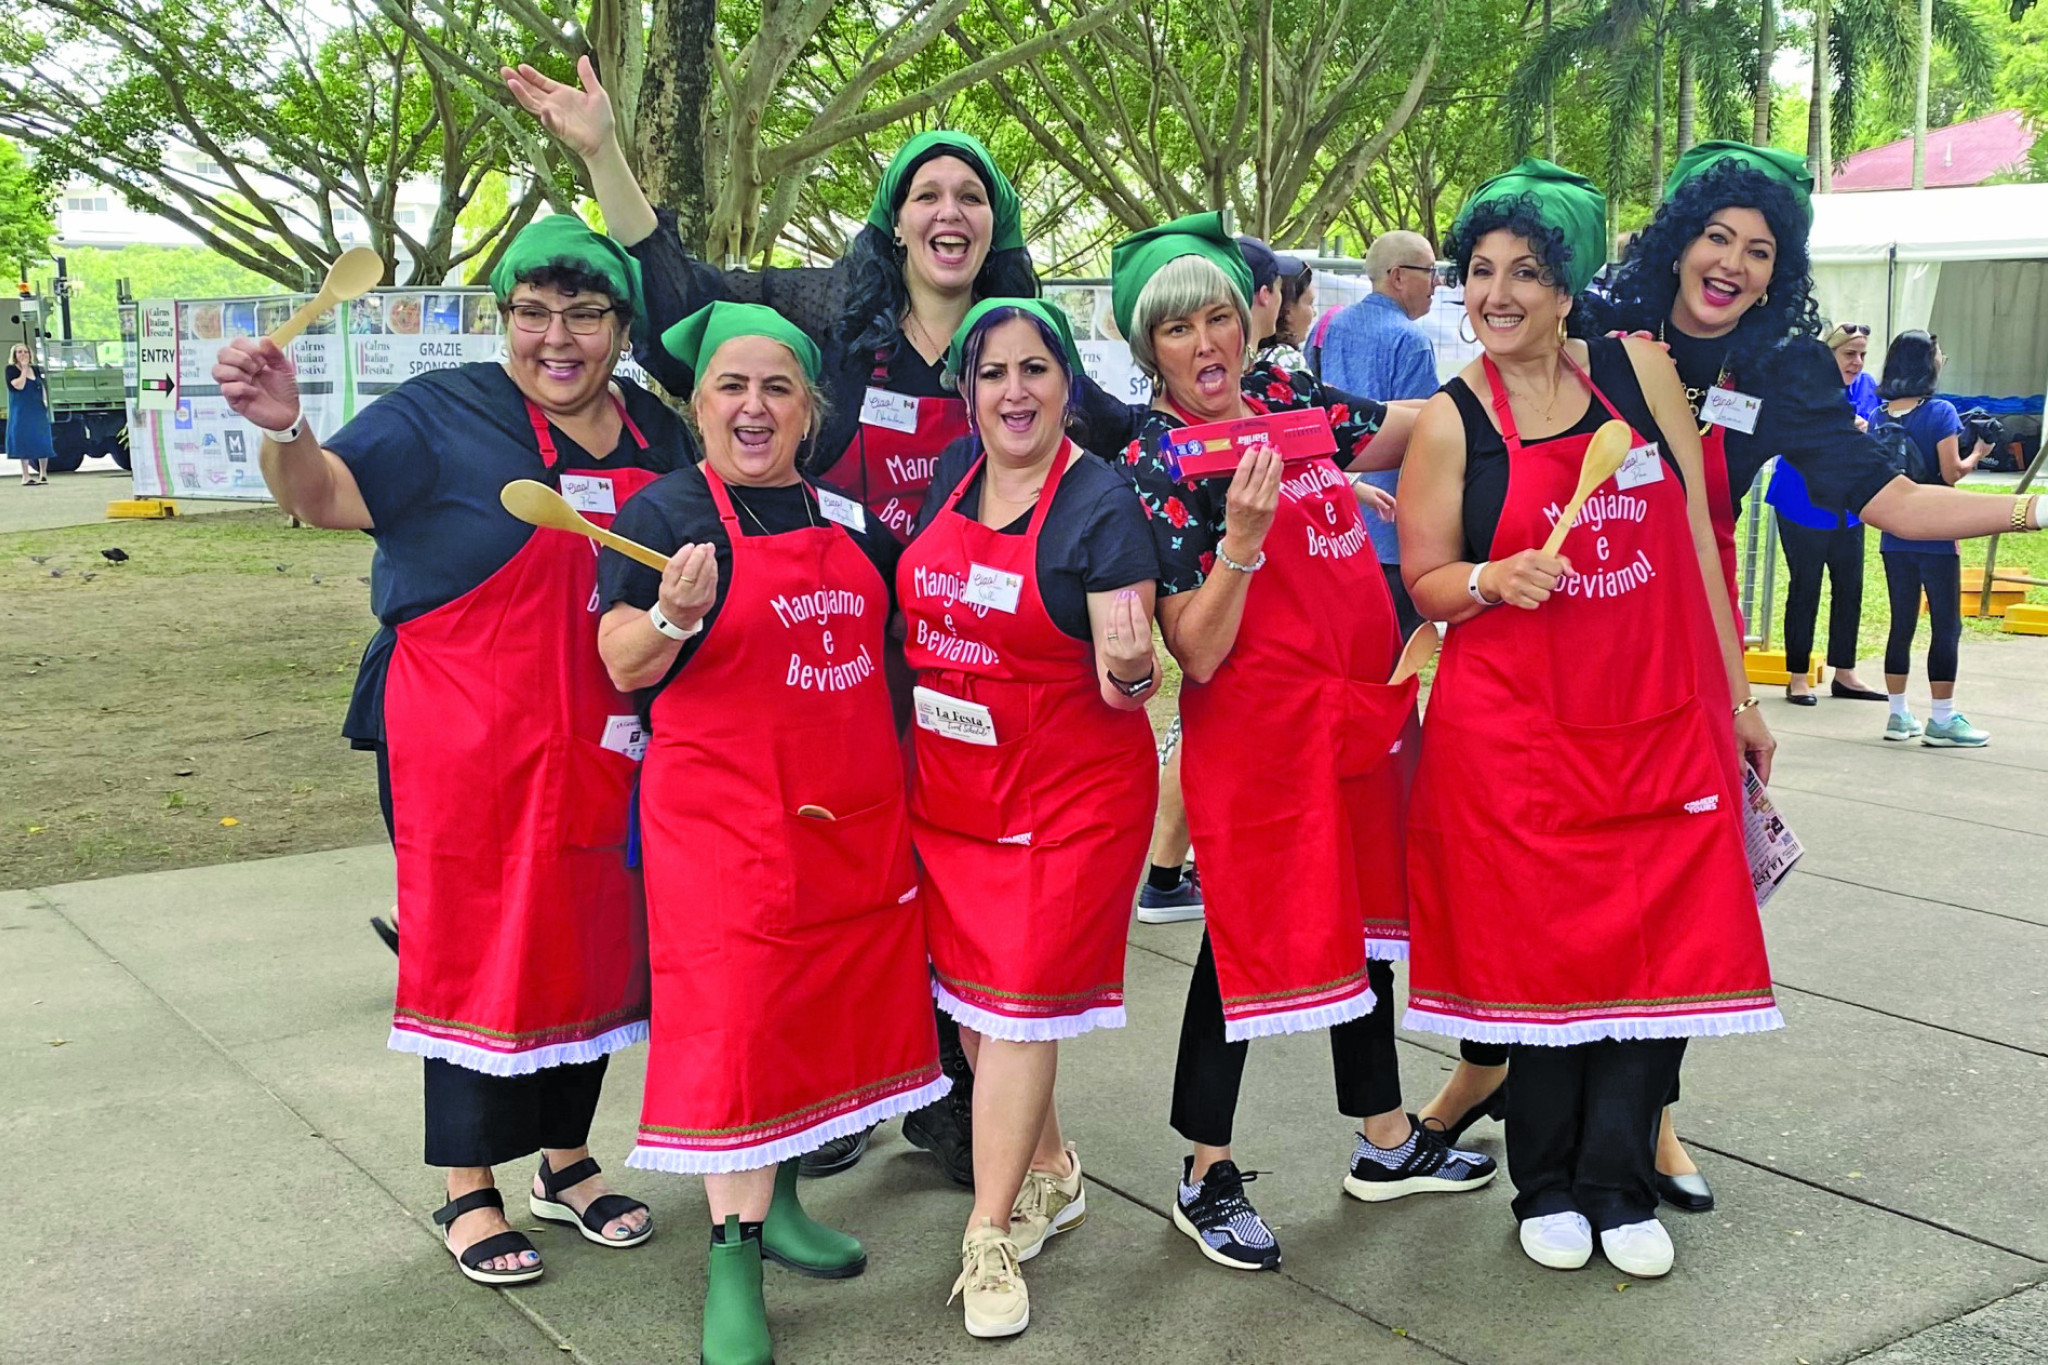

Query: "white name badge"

xmin=557 ymin=472 xmax=616 ymax=516
xmin=600 ymin=713 xmax=647 ymax=761
xmin=913 ymin=685 xmax=997 ymax=746
xmin=814 ymin=486 xmax=867 ymax=532
xmin=859 ymin=387 xmax=921 ymax=434
xmin=960 ymin=562 xmax=1024 ymax=614
xmin=1699 ymin=387 xmax=1762 ymax=435
xmin=1616 ymin=442 xmax=1666 ymax=490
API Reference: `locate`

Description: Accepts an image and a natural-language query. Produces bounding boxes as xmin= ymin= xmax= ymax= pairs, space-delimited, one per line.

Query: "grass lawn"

xmin=3 ymin=509 xmax=383 ymax=890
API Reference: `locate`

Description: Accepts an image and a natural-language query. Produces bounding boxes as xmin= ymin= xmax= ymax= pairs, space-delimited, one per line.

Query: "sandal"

xmin=531 ymin=1156 xmax=653 ymax=1248
xmin=433 ymin=1187 xmax=543 ymax=1285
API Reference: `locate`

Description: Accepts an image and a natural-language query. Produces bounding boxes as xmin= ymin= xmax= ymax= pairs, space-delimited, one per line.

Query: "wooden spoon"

xmin=499 ymin=479 xmax=670 ymax=570
xmin=1539 ymin=419 xmax=1633 ymax=557
xmin=268 ymin=247 xmax=385 ymax=346
xmin=1389 ymin=622 xmax=1441 ymax=685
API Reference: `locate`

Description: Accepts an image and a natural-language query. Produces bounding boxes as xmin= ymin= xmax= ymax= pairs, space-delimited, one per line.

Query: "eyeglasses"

xmin=507 ymin=303 xmax=618 ymax=336
xmin=1836 ymin=323 xmax=1870 ymax=336
xmin=1389 ymin=264 xmax=1440 ymax=285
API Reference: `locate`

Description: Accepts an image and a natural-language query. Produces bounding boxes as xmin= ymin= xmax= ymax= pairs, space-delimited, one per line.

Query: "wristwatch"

xmin=1109 ymin=668 xmax=1156 ymax=698
xmin=648 ymin=603 xmax=703 ymax=641
xmin=259 ymin=411 xmax=305 ymax=444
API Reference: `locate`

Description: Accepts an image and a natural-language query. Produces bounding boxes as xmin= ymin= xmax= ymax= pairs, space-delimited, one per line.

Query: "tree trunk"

xmin=1807 ymin=0 xmax=1832 ymax=191
xmin=1912 ymin=0 xmax=1933 ymax=188
xmin=1752 ymin=0 xmax=1776 ymax=145
xmin=1543 ymin=0 xmax=1557 ymax=159
xmin=1676 ymin=0 xmax=1697 ymax=155
xmin=636 ymin=0 xmax=718 ymax=251
xmin=1652 ymin=26 xmax=1667 ymax=196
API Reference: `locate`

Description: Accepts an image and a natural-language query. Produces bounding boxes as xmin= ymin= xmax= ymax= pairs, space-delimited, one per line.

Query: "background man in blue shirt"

xmin=1315 ymin=230 xmax=1439 ymax=633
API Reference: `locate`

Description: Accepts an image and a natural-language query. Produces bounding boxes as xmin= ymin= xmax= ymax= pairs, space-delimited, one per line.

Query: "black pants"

xmin=1505 ymin=1039 xmax=1685 ymax=1231
xmin=1883 ymin=550 xmax=1962 ymax=683
xmin=1459 ymin=1037 xmax=1683 ymax=1104
xmin=424 ymin=1056 xmax=610 ymax=1168
xmin=1381 ymin=562 xmax=1425 ymax=641
xmin=1170 ymin=933 xmax=1400 ymax=1146
xmin=1779 ymin=516 xmax=1865 ymax=673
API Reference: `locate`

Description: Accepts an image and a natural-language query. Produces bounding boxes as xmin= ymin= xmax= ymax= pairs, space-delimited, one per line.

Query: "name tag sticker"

xmin=1700 ymin=387 xmax=1762 ymax=435
xmin=1616 ymin=442 xmax=1666 ymax=490
xmin=557 ymin=473 xmax=616 ymax=516
xmin=960 ymin=562 xmax=1024 ymax=614
xmin=859 ymin=387 xmax=921 ymax=434
xmin=914 ymin=685 xmax=998 ymax=746
xmin=600 ymin=713 xmax=647 ymax=761
xmin=814 ymin=486 xmax=867 ymax=532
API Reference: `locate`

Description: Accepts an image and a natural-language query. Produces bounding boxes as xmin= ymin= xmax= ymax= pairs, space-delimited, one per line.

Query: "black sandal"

xmin=530 ymin=1156 xmax=653 ymax=1249
xmin=433 ymin=1187 xmax=543 ymax=1285
xmin=370 ymin=916 xmax=399 ymax=955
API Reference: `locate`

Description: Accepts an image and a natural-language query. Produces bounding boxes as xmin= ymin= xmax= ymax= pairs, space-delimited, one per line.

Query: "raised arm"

xmin=504 ymin=57 xmax=657 ymax=247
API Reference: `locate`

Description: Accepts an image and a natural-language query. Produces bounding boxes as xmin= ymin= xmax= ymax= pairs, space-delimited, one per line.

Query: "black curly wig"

xmin=1590 ymin=162 xmax=1821 ymax=374
xmin=1447 ymin=195 xmax=1595 ymax=339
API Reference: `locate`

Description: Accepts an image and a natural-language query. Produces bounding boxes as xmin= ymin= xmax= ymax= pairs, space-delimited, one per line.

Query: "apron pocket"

xmin=551 ymin=736 xmax=639 ymax=850
xmin=1337 ymin=676 xmax=1420 ymax=779
xmin=1532 ymin=699 xmax=1725 ymax=833
xmin=777 ymin=795 xmax=917 ymax=933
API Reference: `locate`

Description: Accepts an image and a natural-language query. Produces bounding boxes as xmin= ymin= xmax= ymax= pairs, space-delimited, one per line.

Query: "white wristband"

xmin=1467 ymin=561 xmax=1501 ymax=607
xmin=258 ymin=412 xmax=305 ymax=444
xmin=648 ymin=602 xmax=702 ymax=641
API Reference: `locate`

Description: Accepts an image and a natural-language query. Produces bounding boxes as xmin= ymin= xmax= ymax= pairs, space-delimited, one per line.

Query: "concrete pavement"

xmin=0 ymin=462 xmax=252 ymax=532
xmin=7 ymin=637 xmax=2046 ymax=1364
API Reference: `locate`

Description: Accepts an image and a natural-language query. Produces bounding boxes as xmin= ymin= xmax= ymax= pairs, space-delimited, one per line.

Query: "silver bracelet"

xmin=1216 ymin=545 xmax=1266 ymax=574
xmin=1467 ymin=561 xmax=1501 ymax=607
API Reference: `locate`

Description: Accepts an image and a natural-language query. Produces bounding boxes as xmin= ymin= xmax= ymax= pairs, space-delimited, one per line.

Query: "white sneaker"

xmin=1600 ymin=1218 xmax=1675 ymax=1278
xmin=1519 ymin=1212 xmax=1593 ymax=1270
xmin=950 ymin=1220 xmax=1029 ymax=1338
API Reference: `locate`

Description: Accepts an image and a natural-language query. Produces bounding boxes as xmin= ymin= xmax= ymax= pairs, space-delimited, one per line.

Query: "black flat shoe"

xmin=797 ymin=1126 xmax=871 ymax=1178
xmin=370 ymin=916 xmax=399 ymax=955
xmin=1420 ymin=1081 xmax=1508 ymax=1147
xmin=1831 ymin=680 xmax=1887 ymax=701
xmin=1656 ymin=1170 xmax=1715 ymax=1212
xmin=1785 ymin=689 xmax=1818 ymax=707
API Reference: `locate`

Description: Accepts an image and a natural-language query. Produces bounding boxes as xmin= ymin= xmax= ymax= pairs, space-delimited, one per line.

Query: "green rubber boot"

xmin=702 ymin=1217 xmax=773 ymax=1365
xmin=761 ymin=1158 xmax=868 ymax=1278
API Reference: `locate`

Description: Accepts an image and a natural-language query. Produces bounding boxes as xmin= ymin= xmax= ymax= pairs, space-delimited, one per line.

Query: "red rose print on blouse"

xmin=1329 ymin=403 xmax=1350 ymax=425
xmin=1265 ymin=381 xmax=1292 ymax=402
xmin=1270 ymin=366 xmax=1291 ymax=385
xmin=1123 ymin=441 xmax=1144 ymax=465
xmin=1199 ymin=551 xmax=1216 ymax=575
xmin=1164 ymin=496 xmax=1190 ymax=528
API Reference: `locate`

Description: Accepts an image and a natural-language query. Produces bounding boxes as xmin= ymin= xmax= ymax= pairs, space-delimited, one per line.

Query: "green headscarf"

xmin=488 ymin=213 xmax=645 ymax=323
xmin=1107 ymin=211 xmax=1256 ymax=343
xmin=945 ymin=298 xmax=1085 ymax=389
xmin=1664 ymin=140 xmax=1815 ymax=224
xmin=866 ymin=131 xmax=1025 ymax=254
xmin=659 ymin=301 xmax=823 ymax=395
xmin=1452 ymin=158 xmax=1609 ymax=296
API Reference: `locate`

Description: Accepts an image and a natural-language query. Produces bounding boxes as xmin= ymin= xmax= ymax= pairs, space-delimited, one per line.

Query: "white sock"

xmin=1932 ymin=698 xmax=1956 ymax=723
xmin=1888 ymin=693 xmax=1910 ymax=719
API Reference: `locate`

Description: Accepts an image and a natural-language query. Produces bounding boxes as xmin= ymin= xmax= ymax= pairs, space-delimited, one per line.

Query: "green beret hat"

xmin=1453 ymin=158 xmax=1609 ymax=296
xmin=658 ymin=301 xmax=822 ymax=394
xmin=1108 ymin=211 xmax=1255 ymax=343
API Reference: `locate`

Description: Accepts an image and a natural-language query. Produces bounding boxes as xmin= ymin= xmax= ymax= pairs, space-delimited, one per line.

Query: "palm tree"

xmin=1806 ymin=0 xmax=1995 ymax=188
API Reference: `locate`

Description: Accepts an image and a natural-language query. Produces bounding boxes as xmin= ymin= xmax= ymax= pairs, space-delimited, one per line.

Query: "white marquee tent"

xmin=1807 ymin=184 xmax=2048 ymax=408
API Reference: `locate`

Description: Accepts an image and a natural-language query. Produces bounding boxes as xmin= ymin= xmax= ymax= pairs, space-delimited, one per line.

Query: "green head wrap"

xmin=1108 ymin=211 xmax=1256 ymax=344
xmin=1452 ymin=158 xmax=1609 ymax=297
xmin=659 ymin=302 xmax=823 ymax=395
xmin=488 ymin=214 xmax=645 ymax=324
xmin=945 ymin=298 xmax=1085 ymax=391
xmin=866 ymin=131 xmax=1025 ymax=254
xmin=1665 ymin=140 xmax=1814 ymax=224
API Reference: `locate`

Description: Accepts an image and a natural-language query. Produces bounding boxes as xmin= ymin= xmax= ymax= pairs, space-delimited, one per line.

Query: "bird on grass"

xmin=100 ymin=548 xmax=128 ymax=564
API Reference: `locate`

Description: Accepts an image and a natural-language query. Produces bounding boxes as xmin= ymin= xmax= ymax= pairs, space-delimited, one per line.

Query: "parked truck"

xmin=0 ymin=286 xmax=129 ymax=472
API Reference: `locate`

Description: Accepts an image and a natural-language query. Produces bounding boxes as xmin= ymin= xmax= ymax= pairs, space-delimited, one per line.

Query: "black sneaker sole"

xmin=762 ymin=1245 xmax=869 ymax=1279
xmin=1170 ymin=1204 xmax=1280 ymax=1271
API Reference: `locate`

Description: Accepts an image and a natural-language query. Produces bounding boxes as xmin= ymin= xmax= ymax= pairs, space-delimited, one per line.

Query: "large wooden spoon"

xmin=1539 ymin=419 xmax=1633 ymax=557
xmin=1389 ymin=622 xmax=1441 ymax=685
xmin=268 ymin=247 xmax=385 ymax=346
xmin=500 ymin=479 xmax=670 ymax=570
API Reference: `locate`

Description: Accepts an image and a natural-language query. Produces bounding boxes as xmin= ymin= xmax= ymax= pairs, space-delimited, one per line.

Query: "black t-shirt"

xmin=598 ymin=464 xmax=901 ymax=725
xmin=1444 ymin=337 xmax=1675 ymax=561
xmin=328 ymin=363 xmax=690 ymax=744
xmin=1660 ymin=325 xmax=1899 ymax=518
xmin=911 ymin=441 xmax=1158 ymax=640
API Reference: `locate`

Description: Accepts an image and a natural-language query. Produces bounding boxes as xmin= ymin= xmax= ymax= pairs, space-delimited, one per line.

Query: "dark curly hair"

xmin=1588 ymin=162 xmax=1821 ymax=374
xmin=508 ymin=259 xmax=635 ymax=330
xmin=1447 ymin=195 xmax=1595 ymax=338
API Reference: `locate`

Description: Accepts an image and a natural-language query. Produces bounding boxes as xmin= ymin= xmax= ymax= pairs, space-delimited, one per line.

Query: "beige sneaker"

xmin=1010 ymin=1143 xmax=1087 ymax=1262
xmin=949 ymin=1219 xmax=1029 ymax=1339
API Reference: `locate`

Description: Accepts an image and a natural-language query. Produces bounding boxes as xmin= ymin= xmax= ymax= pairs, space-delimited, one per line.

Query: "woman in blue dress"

xmin=7 ymin=343 xmax=55 ymax=485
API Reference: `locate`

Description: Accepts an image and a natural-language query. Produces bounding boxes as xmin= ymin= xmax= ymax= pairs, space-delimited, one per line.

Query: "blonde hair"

xmin=1127 ymin=254 xmax=1252 ymax=381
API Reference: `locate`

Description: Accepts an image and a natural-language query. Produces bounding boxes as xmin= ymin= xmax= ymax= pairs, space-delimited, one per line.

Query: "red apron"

xmin=1404 ymin=355 xmax=1779 ymax=1044
xmin=897 ymin=442 xmax=1156 ymax=1040
xmin=386 ymin=395 xmax=657 ymax=1073
xmin=816 ymin=363 xmax=970 ymax=543
xmin=1174 ymin=398 xmax=1418 ymax=1043
xmin=629 ymin=467 xmax=944 ymax=1173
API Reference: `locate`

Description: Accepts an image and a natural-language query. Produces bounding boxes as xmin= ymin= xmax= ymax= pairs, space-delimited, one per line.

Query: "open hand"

xmin=212 ymin=338 xmax=302 ymax=431
xmin=503 ymin=55 xmax=615 ymax=162
xmin=658 ymin=543 xmax=717 ymax=630
xmin=1351 ymin=479 xmax=1395 ymax=522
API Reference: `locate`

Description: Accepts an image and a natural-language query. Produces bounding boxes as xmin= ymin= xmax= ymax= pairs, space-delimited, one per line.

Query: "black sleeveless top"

xmin=1442 ymin=337 xmax=1676 ymax=562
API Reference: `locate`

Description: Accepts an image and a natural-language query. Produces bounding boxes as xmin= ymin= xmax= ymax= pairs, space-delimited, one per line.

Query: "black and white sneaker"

xmin=1342 ymin=1115 xmax=1497 ymax=1202
xmin=1171 ymin=1158 xmax=1281 ymax=1271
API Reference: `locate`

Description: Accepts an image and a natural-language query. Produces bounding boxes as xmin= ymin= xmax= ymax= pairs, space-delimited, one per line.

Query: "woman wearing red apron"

xmin=897 ymin=300 xmax=1159 ymax=1338
xmin=212 ymin=217 xmax=677 ymax=1285
xmin=597 ymin=303 xmax=942 ymax=1365
xmin=1401 ymin=161 xmax=1780 ymax=1280
xmin=1109 ymin=213 xmax=1496 ymax=1274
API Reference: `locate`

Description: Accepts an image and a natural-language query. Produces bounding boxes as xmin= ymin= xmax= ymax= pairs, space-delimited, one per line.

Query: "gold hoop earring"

xmin=1557 ymin=317 xmax=1568 ymax=345
xmin=1458 ymin=315 xmax=1478 ymax=345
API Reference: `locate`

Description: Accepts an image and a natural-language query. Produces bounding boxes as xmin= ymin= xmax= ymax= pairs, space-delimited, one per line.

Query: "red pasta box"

xmin=1160 ymin=407 xmax=1339 ymax=481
